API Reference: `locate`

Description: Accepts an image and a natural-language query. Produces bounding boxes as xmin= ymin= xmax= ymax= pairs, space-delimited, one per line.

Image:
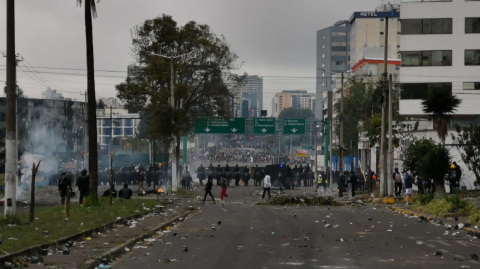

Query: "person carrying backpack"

xmin=393 ymin=168 xmax=402 ymax=197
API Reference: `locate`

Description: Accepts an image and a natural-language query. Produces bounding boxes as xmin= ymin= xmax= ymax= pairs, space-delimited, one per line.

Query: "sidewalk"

xmin=21 ymin=204 xmax=193 ymax=269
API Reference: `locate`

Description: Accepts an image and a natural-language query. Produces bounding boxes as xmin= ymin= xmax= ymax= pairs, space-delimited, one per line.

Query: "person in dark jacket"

xmin=197 ymin=164 xmax=206 ymax=186
xmin=234 ymin=164 xmax=240 ymax=173
xmin=348 ymin=171 xmax=358 ymax=197
xmin=58 ymin=172 xmax=71 ymax=205
xmin=243 ymin=168 xmax=251 ymax=186
xmin=234 ymin=170 xmax=241 ymax=186
xmin=453 ymin=161 xmax=462 ymax=192
xmin=118 ymin=183 xmax=133 ymax=199
xmin=338 ymin=173 xmax=346 ymax=198
xmin=76 ymin=169 xmax=90 ymax=204
xmin=202 ymin=177 xmax=216 ymax=204
xmin=224 ymin=164 xmax=230 ymax=173
xmin=102 ymin=187 xmax=117 ymax=198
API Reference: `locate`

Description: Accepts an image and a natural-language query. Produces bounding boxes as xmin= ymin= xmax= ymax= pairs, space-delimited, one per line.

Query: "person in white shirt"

xmin=261 ymin=172 xmax=272 ymax=200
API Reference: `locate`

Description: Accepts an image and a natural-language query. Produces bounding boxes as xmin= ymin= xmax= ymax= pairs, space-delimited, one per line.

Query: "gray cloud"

xmin=0 ymin=0 xmax=387 ymax=111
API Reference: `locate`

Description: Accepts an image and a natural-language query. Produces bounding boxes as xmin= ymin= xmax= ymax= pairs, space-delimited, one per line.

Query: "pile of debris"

xmin=266 ymin=194 xmax=336 ymax=206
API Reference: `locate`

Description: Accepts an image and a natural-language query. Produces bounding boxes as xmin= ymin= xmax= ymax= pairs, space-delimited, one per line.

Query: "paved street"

xmin=110 ymin=188 xmax=480 ymax=269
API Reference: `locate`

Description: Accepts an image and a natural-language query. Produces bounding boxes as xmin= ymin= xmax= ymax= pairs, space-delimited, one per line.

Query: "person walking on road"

xmin=220 ymin=175 xmax=229 ymax=203
xmin=202 ymin=176 xmax=216 ymax=204
xmin=261 ymin=172 xmax=272 ymax=201
xmin=58 ymin=172 xmax=71 ymax=205
xmin=403 ymin=169 xmax=413 ymax=205
xmin=393 ymin=168 xmax=402 ymax=197
xmin=76 ymin=169 xmax=90 ymax=205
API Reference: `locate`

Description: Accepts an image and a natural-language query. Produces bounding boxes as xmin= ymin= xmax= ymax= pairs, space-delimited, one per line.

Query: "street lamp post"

xmin=150 ymin=52 xmax=195 ymax=192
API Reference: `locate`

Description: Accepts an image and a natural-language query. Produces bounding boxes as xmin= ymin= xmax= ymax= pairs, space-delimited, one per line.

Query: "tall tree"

xmin=116 ymin=15 xmax=245 ymax=179
xmin=418 ymin=143 xmax=451 ymax=196
xmin=421 ymin=91 xmax=461 ymax=145
xmin=97 ymin=99 xmax=106 ymax=109
xmin=77 ymin=0 xmax=99 ymax=201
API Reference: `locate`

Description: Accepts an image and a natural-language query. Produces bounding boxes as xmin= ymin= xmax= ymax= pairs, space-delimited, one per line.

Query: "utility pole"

xmin=314 ymin=123 xmax=318 ymax=181
xmin=387 ymin=74 xmax=394 ymax=196
xmin=340 ymin=72 xmax=344 ymax=176
xmin=109 ymin=106 xmax=113 ymax=206
xmin=328 ymin=91 xmax=333 ymax=188
xmin=81 ymin=91 xmax=88 ymax=169
xmin=289 ymin=136 xmax=292 ymax=164
xmin=150 ymin=52 xmax=195 ymax=192
xmin=4 ymin=0 xmax=17 ymax=217
xmin=380 ymin=14 xmax=389 ymax=197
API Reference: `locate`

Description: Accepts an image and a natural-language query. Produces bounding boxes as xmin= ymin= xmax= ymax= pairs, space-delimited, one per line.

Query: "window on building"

xmin=401 ymin=50 xmax=452 ymax=66
xmin=322 ymin=35 xmax=325 ymax=39
xmin=332 ymin=51 xmax=347 ymax=56
xmin=104 ymin=137 xmax=110 ymax=145
xmin=124 ymin=128 xmax=133 ymax=136
xmin=103 ymin=119 xmax=111 ymax=126
xmin=400 ymin=83 xmax=452 ymax=100
xmin=332 ymin=32 xmax=346 ymax=36
xmin=465 ymin=18 xmax=480 ymax=33
xmin=114 ymin=128 xmax=122 ymax=135
xmin=402 ymin=18 xmax=452 ymax=35
xmin=380 ymin=32 xmax=384 ymax=35
xmin=465 ymin=50 xmax=480 ymax=65
xmin=322 ymin=54 xmax=325 ymax=58
xmin=322 ymin=44 xmax=325 ymax=48
xmin=103 ymin=128 xmax=110 ymax=135
xmin=322 ymin=63 xmax=325 ymax=67
xmin=124 ymin=119 xmax=132 ymax=127
xmin=332 ymin=61 xmax=346 ymax=66
xmin=331 ymin=42 xmax=346 ymax=46
xmin=463 ymin=82 xmax=480 ymax=90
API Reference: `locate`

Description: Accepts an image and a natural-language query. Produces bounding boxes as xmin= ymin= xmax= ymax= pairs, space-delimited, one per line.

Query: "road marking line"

xmin=428 ymin=240 xmax=452 ymax=246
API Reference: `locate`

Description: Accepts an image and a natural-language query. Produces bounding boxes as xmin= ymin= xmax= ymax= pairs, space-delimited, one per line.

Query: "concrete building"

xmin=399 ymin=0 xmax=480 ymax=119
xmin=0 ymin=97 xmax=86 ymax=154
xmin=272 ymin=90 xmax=315 ymax=117
xmin=99 ymin=97 xmax=122 ymax=108
xmin=96 ymin=108 xmax=141 ymax=146
xmin=240 ymin=75 xmax=263 ymax=117
xmin=315 ymin=20 xmax=351 ymax=120
xmin=41 ymin=88 xmax=66 ymax=100
xmin=349 ymin=5 xmax=401 ymax=67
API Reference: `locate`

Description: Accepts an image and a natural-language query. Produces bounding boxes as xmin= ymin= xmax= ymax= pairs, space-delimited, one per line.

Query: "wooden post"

xmin=65 ymin=186 xmax=71 ymax=217
xmin=29 ymin=161 xmax=41 ymax=223
xmin=110 ymin=153 xmax=114 ymax=206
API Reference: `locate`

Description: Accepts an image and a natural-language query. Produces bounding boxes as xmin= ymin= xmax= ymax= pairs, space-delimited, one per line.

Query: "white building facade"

xmin=96 ymin=108 xmax=141 ymax=146
xmin=399 ymin=0 xmax=480 ymax=118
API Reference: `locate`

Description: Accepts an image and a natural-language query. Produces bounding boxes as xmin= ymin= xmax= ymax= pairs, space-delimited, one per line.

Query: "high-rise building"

xmin=272 ymin=90 xmax=315 ymax=117
xmin=399 ymin=0 xmax=480 ymax=119
xmin=240 ymin=75 xmax=263 ymax=117
xmin=315 ymin=20 xmax=351 ymax=120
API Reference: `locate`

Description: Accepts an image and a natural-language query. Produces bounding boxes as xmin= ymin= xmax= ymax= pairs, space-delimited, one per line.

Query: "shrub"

xmin=412 ymin=194 xmax=435 ymax=206
xmin=419 ymin=196 xmax=475 ymax=216
xmin=468 ymin=207 xmax=480 ymax=225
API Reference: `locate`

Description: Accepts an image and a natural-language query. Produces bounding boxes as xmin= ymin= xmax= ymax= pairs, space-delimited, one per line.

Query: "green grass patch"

xmin=411 ymin=194 xmax=435 ymax=206
xmin=0 ymin=197 xmax=168 ymax=253
xmin=175 ymin=188 xmax=194 ymax=197
xmin=469 ymin=206 xmax=480 ymax=225
xmin=411 ymin=195 xmax=475 ymax=216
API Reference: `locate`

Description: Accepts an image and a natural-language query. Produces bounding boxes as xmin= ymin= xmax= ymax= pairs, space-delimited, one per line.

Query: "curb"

xmin=82 ymin=209 xmax=195 ymax=269
xmin=391 ymin=206 xmax=479 ymax=234
xmin=0 ymin=213 xmax=143 ymax=266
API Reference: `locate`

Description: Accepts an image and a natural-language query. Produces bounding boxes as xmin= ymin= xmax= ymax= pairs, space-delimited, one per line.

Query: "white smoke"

xmin=17 ymin=153 xmax=60 ymax=200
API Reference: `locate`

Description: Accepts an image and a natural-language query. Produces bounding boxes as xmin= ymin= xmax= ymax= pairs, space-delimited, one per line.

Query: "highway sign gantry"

xmin=283 ymin=118 xmax=306 ymax=135
xmin=194 ymin=118 xmax=246 ymax=134
xmin=253 ymin=118 xmax=276 ymax=134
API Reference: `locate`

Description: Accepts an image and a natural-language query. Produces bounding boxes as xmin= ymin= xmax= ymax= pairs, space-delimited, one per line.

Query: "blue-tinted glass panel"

xmin=124 ymin=128 xmax=133 ymax=135
xmin=114 ymin=128 xmax=122 ymax=135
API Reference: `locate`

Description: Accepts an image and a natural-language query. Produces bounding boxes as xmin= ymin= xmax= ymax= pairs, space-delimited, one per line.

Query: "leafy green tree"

xmin=97 ymin=99 xmax=106 ymax=109
xmin=403 ymin=138 xmax=436 ymax=180
xmin=418 ymin=143 xmax=451 ymax=196
xmin=365 ymin=114 xmax=400 ymax=148
xmin=277 ymin=107 xmax=314 ymax=120
xmin=421 ymin=91 xmax=461 ymax=145
xmin=451 ymin=124 xmax=480 ymax=187
xmin=77 ymin=0 xmax=100 ymax=201
xmin=116 ymin=15 xmax=245 ymax=174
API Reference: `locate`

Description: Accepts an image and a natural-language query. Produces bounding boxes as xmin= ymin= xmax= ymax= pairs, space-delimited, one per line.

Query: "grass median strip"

xmin=0 ymin=197 xmax=168 ymax=253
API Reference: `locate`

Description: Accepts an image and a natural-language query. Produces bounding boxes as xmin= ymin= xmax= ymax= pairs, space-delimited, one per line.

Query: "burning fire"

xmin=157 ymin=188 xmax=164 ymax=193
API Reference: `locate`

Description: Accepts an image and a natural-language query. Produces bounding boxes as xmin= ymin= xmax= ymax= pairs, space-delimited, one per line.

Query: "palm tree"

xmin=77 ymin=0 xmax=100 ymax=201
xmin=421 ymin=91 xmax=461 ymax=145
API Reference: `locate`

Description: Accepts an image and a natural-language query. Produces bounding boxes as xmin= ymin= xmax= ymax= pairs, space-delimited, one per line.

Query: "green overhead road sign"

xmin=283 ymin=119 xmax=306 ymax=135
xmin=195 ymin=118 xmax=246 ymax=134
xmin=253 ymin=118 xmax=276 ymax=134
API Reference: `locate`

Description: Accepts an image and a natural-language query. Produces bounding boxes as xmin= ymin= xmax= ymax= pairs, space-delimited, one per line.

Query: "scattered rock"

xmin=433 ymin=251 xmax=442 ymax=256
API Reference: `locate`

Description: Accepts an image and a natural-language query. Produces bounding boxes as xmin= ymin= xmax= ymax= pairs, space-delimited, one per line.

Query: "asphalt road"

xmin=111 ymin=192 xmax=480 ymax=269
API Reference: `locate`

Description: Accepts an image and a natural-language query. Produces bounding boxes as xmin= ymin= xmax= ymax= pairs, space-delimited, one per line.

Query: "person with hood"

xmin=234 ymin=164 xmax=240 ymax=173
xmin=197 ymin=164 xmax=206 ymax=186
xmin=207 ymin=163 xmax=215 ymax=178
xmin=224 ymin=164 xmax=230 ymax=173
xmin=118 ymin=183 xmax=133 ymax=199
xmin=348 ymin=170 xmax=358 ymax=197
xmin=76 ymin=169 xmax=90 ymax=205
xmin=234 ymin=169 xmax=241 ymax=186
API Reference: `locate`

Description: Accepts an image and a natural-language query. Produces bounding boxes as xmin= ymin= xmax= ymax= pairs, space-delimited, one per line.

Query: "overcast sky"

xmin=0 ymin=0 xmax=389 ymax=114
